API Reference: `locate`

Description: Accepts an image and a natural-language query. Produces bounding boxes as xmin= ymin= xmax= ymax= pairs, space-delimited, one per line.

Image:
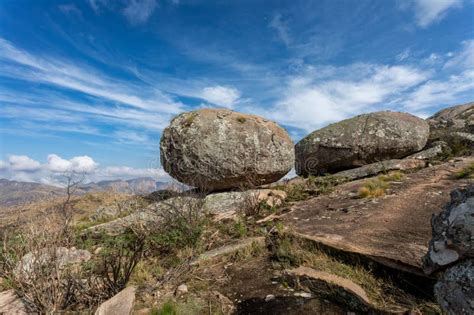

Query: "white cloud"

xmin=101 ymin=166 xmax=168 ymax=179
xmin=0 ymin=38 xmax=183 ymax=114
xmin=8 ymin=155 xmax=41 ymax=172
xmin=444 ymin=39 xmax=474 ymax=69
xmin=123 ymin=0 xmax=157 ymax=25
xmin=269 ymin=64 xmax=428 ymax=131
xmin=200 ymin=86 xmax=241 ymax=108
xmin=410 ymin=0 xmax=462 ymax=28
xmin=46 ymin=154 xmax=98 ymax=173
xmin=269 ymin=13 xmax=291 ymax=46
xmin=0 ymin=154 xmax=169 ymax=186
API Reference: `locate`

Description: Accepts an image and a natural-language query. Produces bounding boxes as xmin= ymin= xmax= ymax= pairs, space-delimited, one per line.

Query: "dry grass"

xmin=454 ymin=162 xmax=474 ymax=179
xmin=270 ymin=234 xmax=441 ymax=314
xmin=358 ymin=171 xmax=404 ymax=199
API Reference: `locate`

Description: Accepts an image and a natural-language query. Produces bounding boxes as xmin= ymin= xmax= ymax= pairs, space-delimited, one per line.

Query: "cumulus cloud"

xmin=46 ymin=154 xmax=98 ymax=173
xmin=200 ymin=86 xmax=241 ymax=108
xmin=123 ymin=0 xmax=157 ymax=25
xmin=408 ymin=0 xmax=463 ymax=28
xmin=8 ymin=155 xmax=42 ymax=172
xmin=0 ymin=154 xmax=167 ymax=186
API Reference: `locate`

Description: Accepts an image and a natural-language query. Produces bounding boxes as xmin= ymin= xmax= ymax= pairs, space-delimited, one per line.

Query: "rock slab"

xmin=295 ymin=111 xmax=429 ymax=176
xmin=160 ymin=109 xmax=294 ymax=191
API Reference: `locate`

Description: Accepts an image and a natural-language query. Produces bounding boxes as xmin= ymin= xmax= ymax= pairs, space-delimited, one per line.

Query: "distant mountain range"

xmin=0 ymin=177 xmax=171 ymax=207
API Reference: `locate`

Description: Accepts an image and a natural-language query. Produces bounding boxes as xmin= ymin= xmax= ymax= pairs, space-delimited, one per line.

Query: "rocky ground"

xmin=1 ymin=103 xmax=473 ymax=314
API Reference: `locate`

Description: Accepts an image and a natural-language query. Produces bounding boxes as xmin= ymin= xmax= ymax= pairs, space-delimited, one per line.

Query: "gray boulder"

xmin=160 ymin=109 xmax=294 ymax=191
xmin=295 ymin=111 xmax=429 ymax=176
xmin=434 ymin=259 xmax=474 ymax=315
xmin=423 ymin=185 xmax=474 ymax=274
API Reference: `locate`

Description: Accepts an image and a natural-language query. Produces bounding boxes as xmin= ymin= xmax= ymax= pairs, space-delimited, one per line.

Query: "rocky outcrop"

xmin=160 ymin=109 xmax=294 ymax=191
xmin=86 ymin=189 xmax=287 ymax=235
xmin=284 ymin=267 xmax=372 ymax=312
xmin=428 ymin=102 xmax=474 ymax=132
xmin=423 ymin=185 xmax=474 ymax=274
xmin=333 ymin=158 xmax=426 ymax=181
xmin=95 ymin=286 xmax=136 ymax=315
xmin=295 ymin=111 xmax=429 ymax=176
xmin=0 ymin=290 xmax=28 ymax=314
xmin=405 ymin=141 xmax=451 ymax=160
xmin=434 ymin=260 xmax=474 ymax=315
xmin=427 ymin=103 xmax=474 ymax=154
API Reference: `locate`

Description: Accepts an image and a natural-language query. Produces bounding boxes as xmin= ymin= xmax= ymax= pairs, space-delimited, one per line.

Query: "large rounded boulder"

xmin=160 ymin=109 xmax=294 ymax=191
xmin=295 ymin=111 xmax=429 ymax=176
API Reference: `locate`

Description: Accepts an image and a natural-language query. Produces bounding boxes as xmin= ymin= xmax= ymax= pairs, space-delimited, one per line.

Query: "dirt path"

xmin=281 ymin=157 xmax=474 ymax=271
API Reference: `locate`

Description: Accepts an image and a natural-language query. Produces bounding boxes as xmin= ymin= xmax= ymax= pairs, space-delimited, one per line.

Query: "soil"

xmin=280 ymin=157 xmax=474 ymax=272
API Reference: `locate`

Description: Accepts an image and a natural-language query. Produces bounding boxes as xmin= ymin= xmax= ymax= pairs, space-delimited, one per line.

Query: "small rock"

xmin=176 ymin=284 xmax=188 ymax=296
xmin=264 ymin=294 xmax=275 ymax=302
xmin=0 ymin=290 xmax=28 ymax=314
xmin=95 ymin=286 xmax=136 ymax=315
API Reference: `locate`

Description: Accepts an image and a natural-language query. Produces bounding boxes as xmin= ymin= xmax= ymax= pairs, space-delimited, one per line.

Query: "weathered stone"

xmin=16 ymin=247 xmax=91 ymax=276
xmin=204 ymin=189 xmax=287 ymax=221
xmin=175 ymin=284 xmax=188 ymax=296
xmin=333 ymin=159 xmax=426 ymax=181
xmin=423 ymin=185 xmax=474 ymax=274
xmin=428 ymin=103 xmax=474 ymax=155
xmin=285 ymin=267 xmax=371 ymax=311
xmin=405 ymin=141 xmax=451 ymax=160
xmin=434 ymin=260 xmax=474 ymax=315
xmin=295 ymin=111 xmax=429 ymax=176
xmin=0 ymin=290 xmax=28 ymax=315
xmin=160 ymin=109 xmax=294 ymax=191
xmin=86 ymin=190 xmax=287 ymax=235
xmin=428 ymin=102 xmax=474 ymax=131
xmin=95 ymin=286 xmax=136 ymax=315
xmin=190 ymin=237 xmax=265 ymax=265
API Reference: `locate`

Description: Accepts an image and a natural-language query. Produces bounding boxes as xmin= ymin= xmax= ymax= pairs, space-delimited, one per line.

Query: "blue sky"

xmin=0 ymin=0 xmax=473 ymax=185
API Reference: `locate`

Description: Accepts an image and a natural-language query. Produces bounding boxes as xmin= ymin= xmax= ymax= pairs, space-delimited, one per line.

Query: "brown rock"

xmin=0 ymin=290 xmax=28 ymax=315
xmin=95 ymin=286 xmax=136 ymax=315
xmin=160 ymin=109 xmax=294 ymax=191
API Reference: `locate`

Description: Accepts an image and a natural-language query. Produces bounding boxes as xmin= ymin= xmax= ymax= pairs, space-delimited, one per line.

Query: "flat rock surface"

xmin=281 ymin=157 xmax=474 ymax=271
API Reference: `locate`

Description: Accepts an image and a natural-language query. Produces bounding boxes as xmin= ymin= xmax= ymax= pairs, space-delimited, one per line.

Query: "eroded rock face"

xmin=434 ymin=260 xmax=474 ymax=315
xmin=427 ymin=103 xmax=474 ymax=155
xmin=295 ymin=111 xmax=429 ymax=176
xmin=160 ymin=109 xmax=294 ymax=191
xmin=423 ymin=185 xmax=474 ymax=274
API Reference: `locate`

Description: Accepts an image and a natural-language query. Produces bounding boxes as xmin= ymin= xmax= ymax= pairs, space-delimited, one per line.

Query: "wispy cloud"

xmin=200 ymin=85 xmax=241 ymax=108
xmin=123 ymin=0 xmax=157 ymax=25
xmin=0 ymin=38 xmax=183 ymax=114
xmin=269 ymin=13 xmax=291 ymax=46
xmin=406 ymin=0 xmax=463 ymax=28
